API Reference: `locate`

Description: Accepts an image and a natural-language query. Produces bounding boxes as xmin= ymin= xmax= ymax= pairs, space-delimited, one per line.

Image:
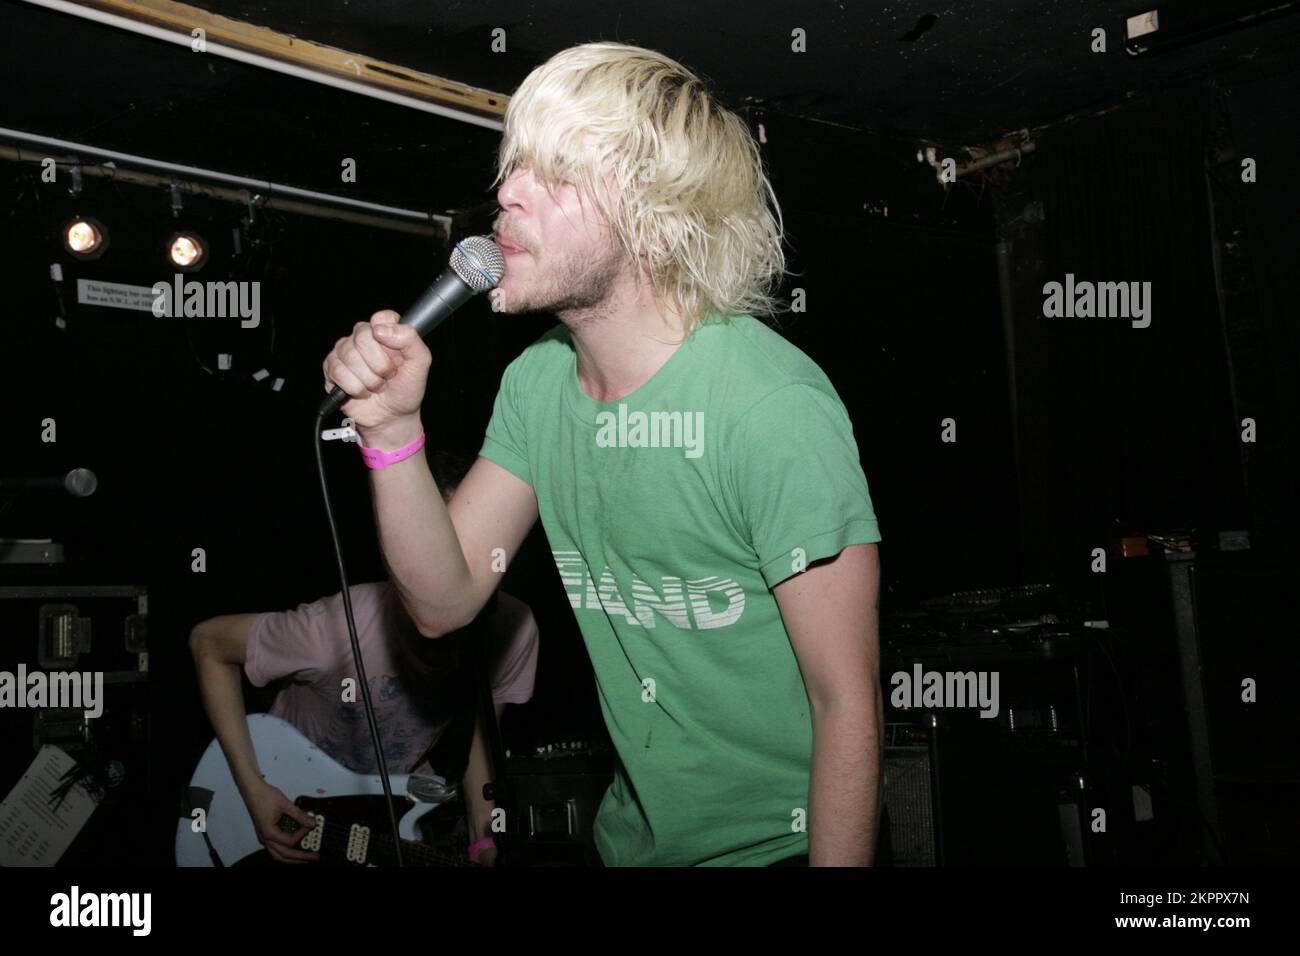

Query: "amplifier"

xmin=502 ymin=739 xmax=615 ymax=865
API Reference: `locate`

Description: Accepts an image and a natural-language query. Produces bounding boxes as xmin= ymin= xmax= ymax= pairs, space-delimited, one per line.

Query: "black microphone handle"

xmin=0 ymin=469 xmax=97 ymax=497
xmin=320 ymin=269 xmax=478 ymax=417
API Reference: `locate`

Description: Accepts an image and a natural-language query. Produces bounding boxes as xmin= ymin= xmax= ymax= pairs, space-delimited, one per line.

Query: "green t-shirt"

xmin=479 ymin=313 xmax=882 ymax=866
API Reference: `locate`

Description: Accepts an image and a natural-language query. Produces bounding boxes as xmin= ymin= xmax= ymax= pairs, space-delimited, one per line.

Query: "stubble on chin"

xmin=490 ymin=243 xmax=628 ymax=326
xmin=549 ymin=248 xmax=629 ymax=326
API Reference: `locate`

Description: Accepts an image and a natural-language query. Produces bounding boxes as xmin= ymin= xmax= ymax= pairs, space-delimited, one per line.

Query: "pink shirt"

xmin=244 ymin=581 xmax=538 ymax=774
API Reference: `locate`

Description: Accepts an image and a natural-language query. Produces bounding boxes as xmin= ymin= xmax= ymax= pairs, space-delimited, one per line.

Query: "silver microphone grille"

xmin=449 ymin=235 xmax=506 ymax=293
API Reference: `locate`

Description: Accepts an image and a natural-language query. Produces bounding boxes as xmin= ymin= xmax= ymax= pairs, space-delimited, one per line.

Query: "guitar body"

xmin=177 ymin=714 xmax=464 ymax=867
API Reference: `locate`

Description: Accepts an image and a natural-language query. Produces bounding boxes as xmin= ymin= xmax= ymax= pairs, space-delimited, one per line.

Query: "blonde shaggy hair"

xmin=491 ymin=42 xmax=787 ymax=338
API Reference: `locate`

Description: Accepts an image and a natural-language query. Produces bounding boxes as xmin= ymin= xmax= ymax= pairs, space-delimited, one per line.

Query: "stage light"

xmin=63 ymin=217 xmax=108 ymax=259
xmin=168 ymin=232 xmax=207 ymax=271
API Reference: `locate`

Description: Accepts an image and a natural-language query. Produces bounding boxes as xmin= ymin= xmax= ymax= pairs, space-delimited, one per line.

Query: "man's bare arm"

xmin=189 ymin=614 xmax=321 ymax=861
xmin=773 ymin=542 xmax=883 ymax=866
xmin=189 ymin=614 xmax=266 ymax=796
xmin=322 ymin=312 xmax=538 ymax=639
xmin=461 ymin=703 xmax=507 ymax=864
xmin=362 ymin=427 xmax=539 ymax=638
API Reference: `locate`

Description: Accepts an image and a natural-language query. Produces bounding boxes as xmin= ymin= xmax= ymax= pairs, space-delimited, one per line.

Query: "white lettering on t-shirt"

xmin=554 ymin=551 xmax=745 ymax=630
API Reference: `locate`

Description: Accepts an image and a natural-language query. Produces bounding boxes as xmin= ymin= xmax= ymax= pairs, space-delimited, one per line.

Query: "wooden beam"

xmin=65 ymin=0 xmax=509 ymax=122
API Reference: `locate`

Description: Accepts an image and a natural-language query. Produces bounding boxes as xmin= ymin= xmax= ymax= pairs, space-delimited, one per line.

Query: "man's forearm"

xmin=359 ymin=416 xmax=474 ymax=636
xmin=460 ymin=714 xmax=497 ymax=842
xmin=807 ymin=689 xmax=884 ymax=866
xmin=192 ymin=642 xmax=264 ymax=797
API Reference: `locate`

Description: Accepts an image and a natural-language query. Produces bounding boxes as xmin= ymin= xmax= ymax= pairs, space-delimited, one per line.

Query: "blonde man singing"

xmin=323 ymin=42 xmax=883 ymax=866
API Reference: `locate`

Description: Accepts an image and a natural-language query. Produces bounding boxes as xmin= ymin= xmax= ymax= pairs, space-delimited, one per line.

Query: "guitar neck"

xmin=370 ymin=832 xmax=474 ymax=868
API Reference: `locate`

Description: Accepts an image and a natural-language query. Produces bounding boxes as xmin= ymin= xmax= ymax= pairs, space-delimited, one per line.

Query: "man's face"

xmin=491 ymin=161 xmax=629 ymax=319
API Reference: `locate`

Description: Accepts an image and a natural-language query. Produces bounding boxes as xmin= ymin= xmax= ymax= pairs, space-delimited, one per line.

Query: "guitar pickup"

xmin=299 ymin=814 xmax=325 ymax=852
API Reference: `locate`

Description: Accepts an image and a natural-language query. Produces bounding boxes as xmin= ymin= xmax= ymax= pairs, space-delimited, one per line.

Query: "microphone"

xmin=0 ymin=468 xmax=98 ymax=497
xmin=319 ymin=235 xmax=506 ymax=417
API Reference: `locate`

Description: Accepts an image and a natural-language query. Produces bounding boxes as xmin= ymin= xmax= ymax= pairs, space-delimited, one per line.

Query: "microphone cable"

xmin=313 ymin=404 xmax=406 ymax=866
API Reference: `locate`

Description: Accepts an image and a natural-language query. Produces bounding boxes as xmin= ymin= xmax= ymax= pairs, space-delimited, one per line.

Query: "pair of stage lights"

xmin=63 ymin=217 xmax=208 ymax=272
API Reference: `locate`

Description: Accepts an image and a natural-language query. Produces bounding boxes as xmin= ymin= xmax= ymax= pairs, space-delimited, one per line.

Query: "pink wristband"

xmin=468 ymin=837 xmax=494 ymax=862
xmin=358 ymin=431 xmax=426 ymax=470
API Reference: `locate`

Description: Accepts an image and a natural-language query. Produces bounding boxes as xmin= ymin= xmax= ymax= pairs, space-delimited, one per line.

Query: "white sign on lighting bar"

xmin=75 ymin=279 xmax=157 ymax=312
xmin=1127 ymin=10 xmax=1160 ymax=39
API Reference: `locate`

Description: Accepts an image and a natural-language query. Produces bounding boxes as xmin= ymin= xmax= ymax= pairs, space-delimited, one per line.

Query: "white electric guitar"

xmin=176 ymin=714 xmax=476 ymax=867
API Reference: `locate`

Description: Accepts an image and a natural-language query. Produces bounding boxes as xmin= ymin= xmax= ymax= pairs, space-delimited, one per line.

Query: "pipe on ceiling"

xmin=0 ymin=126 xmax=452 ymax=232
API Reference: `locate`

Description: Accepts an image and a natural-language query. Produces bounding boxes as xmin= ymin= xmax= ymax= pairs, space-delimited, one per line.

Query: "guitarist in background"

xmin=189 ymin=448 xmax=540 ymax=866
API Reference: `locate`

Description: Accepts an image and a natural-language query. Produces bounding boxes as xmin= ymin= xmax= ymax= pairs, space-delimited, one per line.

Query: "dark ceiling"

xmin=3 ymin=0 xmax=1299 ymax=217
